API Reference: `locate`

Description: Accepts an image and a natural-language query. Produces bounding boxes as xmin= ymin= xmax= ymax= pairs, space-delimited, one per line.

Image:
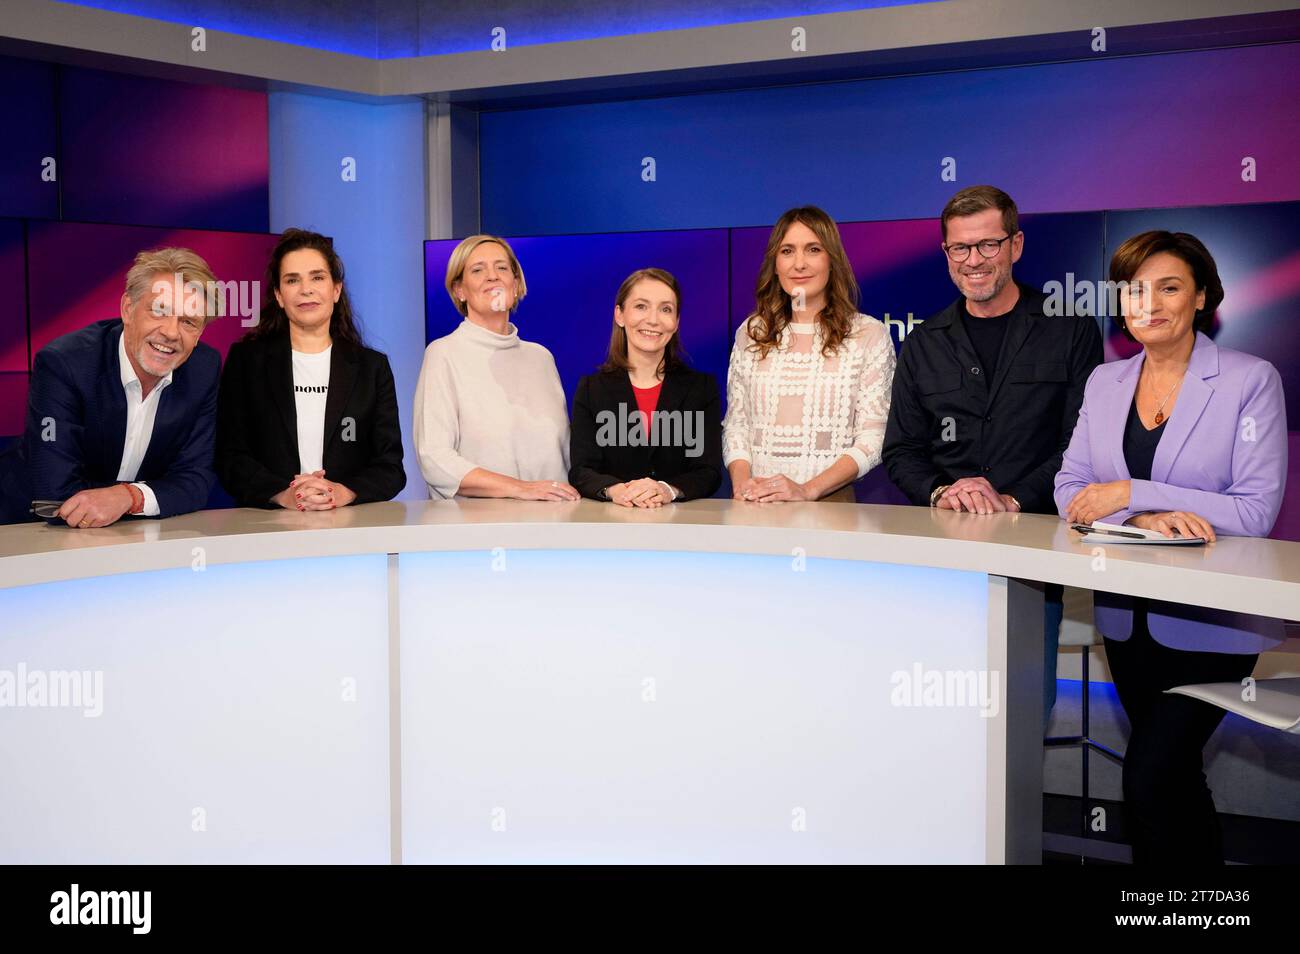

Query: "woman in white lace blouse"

xmin=723 ymin=206 xmax=896 ymax=502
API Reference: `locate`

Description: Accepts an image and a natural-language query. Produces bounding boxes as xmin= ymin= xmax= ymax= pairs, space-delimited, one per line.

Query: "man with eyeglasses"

xmin=883 ymin=185 xmax=1102 ymax=721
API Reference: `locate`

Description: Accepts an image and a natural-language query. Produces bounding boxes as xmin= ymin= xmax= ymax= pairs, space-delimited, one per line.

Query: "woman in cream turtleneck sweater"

xmin=413 ymin=235 xmax=578 ymax=501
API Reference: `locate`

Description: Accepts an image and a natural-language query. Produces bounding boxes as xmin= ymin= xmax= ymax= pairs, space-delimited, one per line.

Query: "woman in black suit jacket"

xmin=216 ymin=229 xmax=404 ymax=509
xmin=569 ymin=268 xmax=722 ymax=505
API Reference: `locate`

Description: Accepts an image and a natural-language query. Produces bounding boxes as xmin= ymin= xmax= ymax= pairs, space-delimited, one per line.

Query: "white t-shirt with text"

xmin=292 ymin=346 xmax=331 ymax=474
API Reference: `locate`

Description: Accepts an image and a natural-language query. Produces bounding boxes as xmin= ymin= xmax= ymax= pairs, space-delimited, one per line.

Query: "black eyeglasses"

xmin=943 ymin=234 xmax=1015 ymax=263
xmin=29 ymin=500 xmax=63 ymax=520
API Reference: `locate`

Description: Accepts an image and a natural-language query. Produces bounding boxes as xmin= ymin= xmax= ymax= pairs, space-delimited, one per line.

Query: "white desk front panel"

xmin=399 ymin=549 xmax=990 ymax=863
xmin=0 ymin=555 xmax=391 ymax=863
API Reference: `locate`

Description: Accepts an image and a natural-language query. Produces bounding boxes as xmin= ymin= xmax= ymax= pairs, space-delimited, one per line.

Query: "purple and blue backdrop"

xmin=424 ymin=200 xmax=1297 ymax=538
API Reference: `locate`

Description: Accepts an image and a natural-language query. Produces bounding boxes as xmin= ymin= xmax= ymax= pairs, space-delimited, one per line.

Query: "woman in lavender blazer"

xmin=1054 ymin=230 xmax=1288 ymax=864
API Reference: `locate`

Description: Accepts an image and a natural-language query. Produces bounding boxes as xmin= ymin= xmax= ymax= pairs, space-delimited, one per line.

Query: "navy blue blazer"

xmin=0 ymin=319 xmax=220 ymax=524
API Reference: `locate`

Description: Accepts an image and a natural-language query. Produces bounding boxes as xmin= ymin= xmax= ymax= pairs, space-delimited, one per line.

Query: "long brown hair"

xmin=246 ymin=228 xmax=365 ymax=349
xmin=599 ymin=267 xmax=689 ymax=376
xmin=747 ymin=206 xmax=859 ymax=359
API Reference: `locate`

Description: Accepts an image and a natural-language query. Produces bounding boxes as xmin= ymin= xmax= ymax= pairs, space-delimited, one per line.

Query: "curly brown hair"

xmin=746 ymin=206 xmax=860 ymax=359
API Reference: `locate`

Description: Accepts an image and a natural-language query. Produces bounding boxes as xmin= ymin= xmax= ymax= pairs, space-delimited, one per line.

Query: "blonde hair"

xmin=444 ymin=234 xmax=527 ymax=317
xmin=124 ymin=247 xmax=222 ymax=322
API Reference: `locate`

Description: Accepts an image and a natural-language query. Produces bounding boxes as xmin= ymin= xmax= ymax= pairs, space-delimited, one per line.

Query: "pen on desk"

xmin=1070 ymin=523 xmax=1146 ymax=540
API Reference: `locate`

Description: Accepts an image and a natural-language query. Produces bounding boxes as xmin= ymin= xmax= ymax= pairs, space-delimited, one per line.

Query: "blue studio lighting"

xmin=63 ymin=0 xmax=936 ymax=58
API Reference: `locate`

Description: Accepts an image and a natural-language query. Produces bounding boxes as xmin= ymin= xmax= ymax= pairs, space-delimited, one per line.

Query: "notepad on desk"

xmin=1071 ymin=520 xmax=1207 ymax=545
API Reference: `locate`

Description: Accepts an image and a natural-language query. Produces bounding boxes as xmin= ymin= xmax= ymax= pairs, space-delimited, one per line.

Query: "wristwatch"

xmin=929 ymin=483 xmax=951 ymax=508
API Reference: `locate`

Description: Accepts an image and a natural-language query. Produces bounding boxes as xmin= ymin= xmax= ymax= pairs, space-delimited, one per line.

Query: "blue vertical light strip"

xmin=268 ymin=92 xmax=428 ymax=500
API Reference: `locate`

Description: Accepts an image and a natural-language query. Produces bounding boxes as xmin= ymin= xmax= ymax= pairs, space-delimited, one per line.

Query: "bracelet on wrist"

xmin=119 ymin=482 xmax=144 ymax=515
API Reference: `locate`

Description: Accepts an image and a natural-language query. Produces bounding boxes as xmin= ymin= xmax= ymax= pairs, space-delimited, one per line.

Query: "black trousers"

xmin=1103 ymin=602 xmax=1257 ymax=865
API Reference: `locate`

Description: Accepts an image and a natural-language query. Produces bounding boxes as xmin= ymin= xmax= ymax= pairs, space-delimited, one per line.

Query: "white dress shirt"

xmin=116 ymin=333 xmax=172 ymax=517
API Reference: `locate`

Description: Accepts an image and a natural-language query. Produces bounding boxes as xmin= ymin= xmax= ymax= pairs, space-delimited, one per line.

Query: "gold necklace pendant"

xmin=1154 ymin=410 xmax=1165 ymax=425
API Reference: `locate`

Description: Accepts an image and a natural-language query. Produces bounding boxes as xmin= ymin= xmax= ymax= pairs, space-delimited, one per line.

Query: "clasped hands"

xmin=273 ymin=470 xmax=356 ymax=511
xmin=733 ymin=474 xmax=814 ymax=503
xmin=935 ymin=476 xmax=1022 ymax=514
xmin=607 ymin=477 xmax=674 ymax=508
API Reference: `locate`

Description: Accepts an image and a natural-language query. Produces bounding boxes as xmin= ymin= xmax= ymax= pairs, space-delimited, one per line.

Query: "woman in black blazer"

xmin=569 ymin=268 xmax=722 ymax=505
xmin=216 ymin=229 xmax=405 ymax=509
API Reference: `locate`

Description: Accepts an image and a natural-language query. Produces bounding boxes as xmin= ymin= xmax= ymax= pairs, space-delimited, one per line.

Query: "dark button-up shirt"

xmin=882 ymin=284 xmax=1102 ymax=514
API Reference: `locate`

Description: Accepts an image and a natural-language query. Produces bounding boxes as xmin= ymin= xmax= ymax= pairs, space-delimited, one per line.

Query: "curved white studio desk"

xmin=1 ymin=499 xmax=1297 ymax=864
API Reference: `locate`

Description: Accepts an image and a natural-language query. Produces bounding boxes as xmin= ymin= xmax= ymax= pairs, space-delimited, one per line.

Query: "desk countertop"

xmin=1 ymin=499 xmax=1298 ymax=619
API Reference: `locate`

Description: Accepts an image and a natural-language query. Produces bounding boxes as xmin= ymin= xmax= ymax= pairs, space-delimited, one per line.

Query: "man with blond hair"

xmin=0 ymin=247 xmax=223 ymax=526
